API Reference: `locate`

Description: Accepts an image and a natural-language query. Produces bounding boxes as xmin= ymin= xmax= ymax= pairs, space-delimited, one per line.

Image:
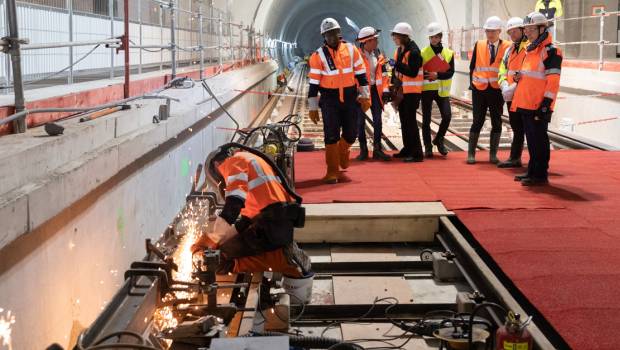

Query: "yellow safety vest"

xmin=421 ymin=46 xmax=454 ymax=97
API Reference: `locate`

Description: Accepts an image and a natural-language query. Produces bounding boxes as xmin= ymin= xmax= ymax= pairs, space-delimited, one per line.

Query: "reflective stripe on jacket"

xmin=421 ymin=46 xmax=454 ymax=97
xmin=472 ymin=39 xmax=511 ymax=90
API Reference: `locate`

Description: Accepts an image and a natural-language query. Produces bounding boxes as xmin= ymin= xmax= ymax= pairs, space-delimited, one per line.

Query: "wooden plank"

xmin=330 ymin=246 xmax=422 ymax=262
xmin=340 ymin=323 xmax=441 ymax=349
xmin=304 ymin=202 xmax=453 ymax=218
xmin=333 ymin=276 xmax=415 ymax=305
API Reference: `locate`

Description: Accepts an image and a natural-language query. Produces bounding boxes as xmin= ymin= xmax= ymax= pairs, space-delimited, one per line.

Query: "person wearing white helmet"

xmin=420 ymin=22 xmax=454 ymax=158
xmin=307 ymin=18 xmax=371 ymax=184
xmin=511 ymin=12 xmax=562 ymax=186
xmin=390 ymin=22 xmax=425 ymax=162
xmin=354 ymin=26 xmax=391 ymax=161
xmin=467 ymin=16 xmax=512 ymax=165
xmin=496 ymin=17 xmax=528 ymax=169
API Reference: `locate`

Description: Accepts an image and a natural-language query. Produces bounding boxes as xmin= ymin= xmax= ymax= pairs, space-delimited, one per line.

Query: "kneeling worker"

xmin=192 ymin=144 xmax=311 ymax=278
xmin=421 ymin=22 xmax=454 ymax=158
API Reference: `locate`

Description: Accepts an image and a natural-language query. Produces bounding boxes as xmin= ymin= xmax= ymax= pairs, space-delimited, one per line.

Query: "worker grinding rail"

xmin=468 ymin=16 xmax=511 ymax=165
xmin=511 ymin=12 xmax=562 ymax=186
xmin=497 ymin=17 xmax=528 ymax=168
xmin=354 ymin=26 xmax=392 ymax=162
xmin=390 ymin=22 xmax=425 ymax=162
xmin=307 ymin=18 xmax=370 ymax=184
xmin=191 ymin=143 xmax=312 ymax=278
xmin=420 ymin=22 xmax=454 ymax=158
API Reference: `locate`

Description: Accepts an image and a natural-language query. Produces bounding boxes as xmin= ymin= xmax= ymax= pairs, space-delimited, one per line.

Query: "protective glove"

xmin=388 ymin=58 xmax=396 ymax=67
xmin=536 ymin=97 xmax=554 ymax=122
xmin=501 ymin=82 xmax=517 ymax=102
xmin=382 ymin=91 xmax=392 ymax=103
xmin=309 ymin=110 xmax=320 ymax=124
xmin=191 ymin=234 xmax=218 ymax=253
xmin=358 ymin=97 xmax=371 ymax=113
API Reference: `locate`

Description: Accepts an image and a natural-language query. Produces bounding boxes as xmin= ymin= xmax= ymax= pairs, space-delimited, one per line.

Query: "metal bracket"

xmin=0 ymin=36 xmax=29 ymax=53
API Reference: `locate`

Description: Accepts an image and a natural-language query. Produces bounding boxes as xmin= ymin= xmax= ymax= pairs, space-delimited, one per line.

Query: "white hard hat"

xmin=391 ymin=22 xmax=413 ymax=38
xmin=357 ymin=26 xmax=381 ymax=42
xmin=321 ymin=18 xmax=341 ymax=34
xmin=483 ymin=16 xmax=504 ymax=30
xmin=426 ymin=22 xmax=443 ymax=37
xmin=506 ymin=17 xmax=525 ymax=31
xmin=523 ymin=12 xmax=548 ymax=27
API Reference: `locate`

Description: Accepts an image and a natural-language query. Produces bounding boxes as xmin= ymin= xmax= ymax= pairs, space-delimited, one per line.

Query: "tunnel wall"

xmin=0 ymin=63 xmax=277 ymax=350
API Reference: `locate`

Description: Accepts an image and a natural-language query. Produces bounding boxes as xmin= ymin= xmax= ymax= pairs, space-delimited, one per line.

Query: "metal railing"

xmin=448 ymin=10 xmax=620 ymax=71
xmin=0 ymin=0 xmax=297 ymax=133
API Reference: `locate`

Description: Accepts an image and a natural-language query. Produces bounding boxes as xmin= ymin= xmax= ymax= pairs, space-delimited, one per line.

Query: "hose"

xmin=328 ymin=343 xmax=365 ymax=350
xmin=245 ymin=331 xmax=342 ymax=348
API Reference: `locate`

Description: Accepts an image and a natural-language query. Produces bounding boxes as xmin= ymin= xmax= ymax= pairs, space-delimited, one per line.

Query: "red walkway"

xmin=295 ymin=149 xmax=620 ymax=350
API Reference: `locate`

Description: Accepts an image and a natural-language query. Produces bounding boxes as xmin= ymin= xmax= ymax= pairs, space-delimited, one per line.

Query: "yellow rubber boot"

xmin=337 ymin=138 xmax=352 ymax=169
xmin=322 ymin=144 xmax=340 ymax=184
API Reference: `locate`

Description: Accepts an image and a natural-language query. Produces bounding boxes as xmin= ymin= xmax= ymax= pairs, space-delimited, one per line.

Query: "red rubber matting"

xmin=295 ymin=149 xmax=620 ymax=350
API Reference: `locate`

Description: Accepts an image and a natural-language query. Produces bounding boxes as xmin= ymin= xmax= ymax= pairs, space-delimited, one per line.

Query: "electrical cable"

xmin=129 ymin=39 xmax=165 ymax=53
xmin=76 ymin=330 xmax=158 ymax=350
xmin=0 ymin=43 xmax=102 ymax=89
xmin=320 ymin=297 xmax=399 ymax=337
xmin=201 ymin=80 xmax=240 ymax=142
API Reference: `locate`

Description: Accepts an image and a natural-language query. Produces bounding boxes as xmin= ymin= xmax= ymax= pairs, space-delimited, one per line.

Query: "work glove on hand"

xmin=388 ymin=58 xmax=396 ymax=67
xmin=536 ymin=97 xmax=554 ymax=122
xmin=191 ymin=234 xmax=218 ymax=253
xmin=308 ymin=96 xmax=320 ymax=124
xmin=358 ymin=98 xmax=371 ymax=113
xmin=382 ymin=91 xmax=392 ymax=103
xmin=309 ymin=110 xmax=320 ymax=124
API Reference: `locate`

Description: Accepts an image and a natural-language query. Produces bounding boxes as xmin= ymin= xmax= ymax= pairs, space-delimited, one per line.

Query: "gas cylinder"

xmin=495 ymin=311 xmax=533 ymax=350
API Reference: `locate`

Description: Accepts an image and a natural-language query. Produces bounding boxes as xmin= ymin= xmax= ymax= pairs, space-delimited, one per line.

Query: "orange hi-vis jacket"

xmin=502 ymin=42 xmax=528 ymax=86
xmin=472 ymin=39 xmax=511 ymax=90
xmin=393 ymin=48 xmax=424 ymax=94
xmin=510 ymin=34 xmax=562 ymax=112
xmin=218 ymin=152 xmax=292 ymax=219
xmin=361 ymin=50 xmax=390 ymax=105
xmin=308 ymin=41 xmax=367 ymax=102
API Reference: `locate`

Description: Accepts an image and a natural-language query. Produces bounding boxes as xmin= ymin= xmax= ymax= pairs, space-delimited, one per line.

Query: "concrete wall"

xmin=0 ymin=62 xmax=277 ymax=350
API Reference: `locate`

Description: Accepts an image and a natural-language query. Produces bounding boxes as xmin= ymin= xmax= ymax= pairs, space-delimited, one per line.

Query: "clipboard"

xmin=423 ymin=54 xmax=450 ymax=72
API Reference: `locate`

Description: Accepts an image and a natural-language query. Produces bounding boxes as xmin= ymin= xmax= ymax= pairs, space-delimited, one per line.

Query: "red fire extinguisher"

xmin=495 ymin=311 xmax=533 ymax=350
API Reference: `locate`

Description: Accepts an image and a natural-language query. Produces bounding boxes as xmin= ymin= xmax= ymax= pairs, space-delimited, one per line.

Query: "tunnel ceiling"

xmin=260 ymin=0 xmax=442 ymax=57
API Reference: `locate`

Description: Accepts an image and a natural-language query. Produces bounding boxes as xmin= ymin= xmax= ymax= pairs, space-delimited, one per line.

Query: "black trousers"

xmin=421 ymin=90 xmax=452 ymax=146
xmin=470 ymin=88 xmax=504 ymax=134
xmin=357 ymin=85 xmax=383 ymax=149
xmin=398 ymin=93 xmax=424 ymax=158
xmin=522 ymin=110 xmax=550 ymax=180
xmin=507 ymin=102 xmax=525 ymax=160
xmin=319 ymin=87 xmax=358 ymax=145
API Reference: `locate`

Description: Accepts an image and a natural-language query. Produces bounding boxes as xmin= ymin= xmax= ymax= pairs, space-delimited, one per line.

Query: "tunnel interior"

xmin=257 ymin=0 xmax=445 ymax=65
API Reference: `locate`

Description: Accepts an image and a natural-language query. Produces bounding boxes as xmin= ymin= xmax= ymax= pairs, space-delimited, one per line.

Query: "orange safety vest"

xmin=393 ymin=47 xmax=424 ymax=94
xmin=361 ymin=50 xmax=389 ymax=105
xmin=472 ymin=39 xmax=511 ymax=90
xmin=218 ymin=152 xmax=292 ymax=218
xmin=308 ymin=41 xmax=366 ymax=102
xmin=511 ymin=35 xmax=562 ymax=112
xmin=504 ymin=43 xmax=528 ymax=85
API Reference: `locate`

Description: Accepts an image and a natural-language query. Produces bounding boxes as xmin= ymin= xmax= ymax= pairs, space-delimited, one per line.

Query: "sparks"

xmin=0 ymin=309 xmax=15 ymax=350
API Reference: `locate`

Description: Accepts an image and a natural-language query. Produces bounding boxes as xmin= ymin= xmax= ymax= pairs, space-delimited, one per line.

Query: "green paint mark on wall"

xmin=116 ymin=207 xmax=125 ymax=243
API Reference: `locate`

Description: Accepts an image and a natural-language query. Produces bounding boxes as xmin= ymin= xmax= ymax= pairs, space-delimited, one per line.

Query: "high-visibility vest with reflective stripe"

xmin=307 ymin=42 xmax=366 ymax=98
xmin=510 ymin=35 xmax=562 ymax=112
xmin=498 ymin=40 xmax=528 ymax=86
xmin=393 ymin=48 xmax=424 ymax=94
xmin=218 ymin=152 xmax=292 ymax=218
xmin=421 ymin=46 xmax=454 ymax=97
xmin=472 ymin=39 xmax=511 ymax=90
xmin=361 ymin=50 xmax=389 ymax=105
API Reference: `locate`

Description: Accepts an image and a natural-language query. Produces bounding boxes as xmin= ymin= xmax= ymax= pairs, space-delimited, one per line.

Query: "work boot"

xmin=283 ymin=241 xmax=312 ymax=276
xmin=372 ymin=148 xmax=392 ymax=161
xmin=433 ymin=137 xmax=449 ymax=156
xmin=467 ymin=132 xmax=480 ymax=164
xmin=497 ymin=158 xmax=522 ymax=168
xmin=337 ymin=138 xmax=352 ymax=169
xmin=489 ymin=132 xmax=501 ymax=164
xmin=521 ymin=177 xmax=549 ymax=186
xmin=424 ymin=143 xmax=434 ymax=158
xmin=514 ymin=173 xmax=529 ymax=181
xmin=356 ymin=146 xmax=369 ymax=161
xmin=322 ymin=144 xmax=340 ymax=184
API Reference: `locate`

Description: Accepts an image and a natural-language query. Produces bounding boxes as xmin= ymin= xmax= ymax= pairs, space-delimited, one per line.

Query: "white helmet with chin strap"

xmin=320 ymin=18 xmax=341 ymax=34
xmin=506 ymin=17 xmax=525 ymax=31
xmin=426 ymin=22 xmax=443 ymax=37
xmin=523 ymin=12 xmax=548 ymax=28
xmin=357 ymin=26 xmax=381 ymax=42
xmin=391 ymin=22 xmax=413 ymax=38
xmin=483 ymin=16 xmax=504 ymax=30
